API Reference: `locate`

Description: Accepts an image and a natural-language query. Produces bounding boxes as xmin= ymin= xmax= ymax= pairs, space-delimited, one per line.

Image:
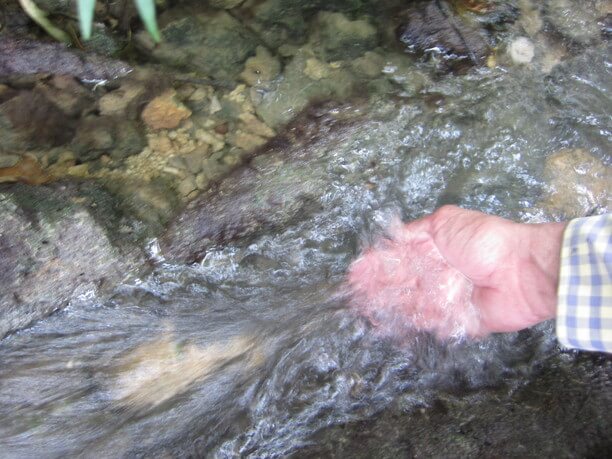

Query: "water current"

xmin=1 ymin=8 xmax=611 ymax=459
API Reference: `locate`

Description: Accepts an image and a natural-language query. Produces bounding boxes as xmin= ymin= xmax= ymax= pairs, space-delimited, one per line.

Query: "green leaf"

xmin=134 ymin=0 xmax=161 ymax=43
xmin=77 ymin=0 xmax=96 ymax=40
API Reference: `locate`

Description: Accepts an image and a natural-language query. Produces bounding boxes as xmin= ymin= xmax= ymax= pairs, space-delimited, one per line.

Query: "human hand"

xmin=425 ymin=205 xmax=566 ymax=335
xmin=348 ymin=205 xmax=566 ymax=339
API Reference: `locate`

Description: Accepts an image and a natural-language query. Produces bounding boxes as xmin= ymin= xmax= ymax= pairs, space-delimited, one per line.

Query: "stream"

xmin=0 ymin=1 xmax=611 ymax=457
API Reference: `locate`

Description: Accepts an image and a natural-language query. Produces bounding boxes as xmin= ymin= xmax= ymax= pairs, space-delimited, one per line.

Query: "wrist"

xmin=521 ymin=221 xmax=567 ymax=321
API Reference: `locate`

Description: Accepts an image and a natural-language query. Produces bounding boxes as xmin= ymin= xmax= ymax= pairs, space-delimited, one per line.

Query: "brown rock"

xmin=541 ymin=148 xmax=611 ymax=218
xmin=1 ymin=89 xmax=76 ymax=147
xmin=141 ymin=90 xmax=192 ymax=130
xmin=99 ymin=82 xmax=146 ymax=117
xmin=0 ymin=155 xmax=52 ymax=185
xmin=227 ymin=131 xmax=268 ymax=151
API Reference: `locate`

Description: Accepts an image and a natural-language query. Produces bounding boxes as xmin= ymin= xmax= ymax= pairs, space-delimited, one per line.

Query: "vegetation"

xmin=18 ymin=0 xmax=161 ymax=44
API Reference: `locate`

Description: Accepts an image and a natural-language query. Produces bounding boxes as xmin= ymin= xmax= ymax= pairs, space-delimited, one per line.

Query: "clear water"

xmin=0 ymin=15 xmax=610 ymax=459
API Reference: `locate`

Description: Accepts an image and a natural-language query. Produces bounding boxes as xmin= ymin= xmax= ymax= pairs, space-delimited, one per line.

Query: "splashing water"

xmin=347 ymin=218 xmax=478 ymax=341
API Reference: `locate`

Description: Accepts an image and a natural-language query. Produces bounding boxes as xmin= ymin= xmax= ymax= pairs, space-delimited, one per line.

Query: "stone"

xmin=0 ymin=89 xmax=77 ymax=148
xmin=142 ymin=90 xmax=192 ymax=130
xmin=351 ymin=51 xmax=386 ymax=78
xmin=396 ymin=0 xmax=490 ymax=69
xmin=80 ymin=22 xmax=127 ymax=57
xmin=195 ymin=172 xmax=210 ymax=190
xmin=107 ymin=179 xmax=180 ymax=235
xmin=250 ymin=0 xmax=313 ymax=49
xmin=312 ymin=12 xmax=379 ymax=61
xmin=227 ymin=131 xmax=268 ymax=151
xmin=239 ymin=112 xmax=275 ymax=138
xmin=160 ymin=103 xmax=366 ymax=263
xmin=0 ymin=182 xmax=144 ymax=339
xmin=240 ymin=46 xmax=282 ymax=87
xmin=541 ymin=148 xmax=611 ymax=219
xmin=0 ymin=154 xmax=20 ymax=168
xmin=183 ymin=151 xmax=206 ymax=174
xmin=99 ymin=82 xmax=146 ymax=117
xmin=0 ymin=155 xmax=51 ymax=185
xmin=254 ymin=49 xmax=357 ymax=128
xmin=35 ymin=75 xmax=93 ymax=117
xmin=0 ymin=35 xmax=132 ymax=81
xmin=195 ymin=129 xmax=225 ymax=152
xmin=544 ymin=0 xmax=603 ymax=46
xmin=72 ymin=117 xmax=145 ymax=162
xmin=111 ymin=333 xmax=261 ymax=409
xmin=508 ymin=37 xmax=535 ymax=64
xmin=208 ymin=0 xmax=245 ymax=8
xmin=304 ymin=58 xmax=331 ymax=80
xmin=177 ymin=175 xmax=198 ymax=197
xmin=149 ymin=134 xmax=174 ymax=154
xmin=67 ymin=164 xmax=89 ymax=177
xmin=136 ymin=12 xmax=259 ymax=81
xmin=518 ymin=0 xmax=544 ymax=37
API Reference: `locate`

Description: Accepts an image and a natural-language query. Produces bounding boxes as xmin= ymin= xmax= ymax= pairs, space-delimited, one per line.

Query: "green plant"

xmin=78 ymin=0 xmax=160 ymax=42
xmin=18 ymin=0 xmax=161 ymax=44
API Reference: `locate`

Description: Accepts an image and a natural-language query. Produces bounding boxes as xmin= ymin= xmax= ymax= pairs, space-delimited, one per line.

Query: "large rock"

xmin=396 ymin=0 xmax=490 ymax=69
xmin=160 ymin=102 xmax=366 ymax=263
xmin=0 ymin=74 xmax=149 ymax=161
xmin=541 ymin=148 xmax=610 ymax=219
xmin=544 ymin=0 xmax=604 ymax=46
xmin=0 ymin=35 xmax=131 ymax=80
xmin=311 ymin=12 xmax=379 ymax=61
xmin=254 ymin=49 xmax=358 ymax=128
xmin=0 ymin=182 xmax=145 ymax=338
xmin=136 ymin=11 xmax=259 ymax=81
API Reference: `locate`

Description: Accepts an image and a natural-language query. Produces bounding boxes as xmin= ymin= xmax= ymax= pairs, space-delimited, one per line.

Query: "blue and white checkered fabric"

xmin=557 ymin=214 xmax=612 ymax=352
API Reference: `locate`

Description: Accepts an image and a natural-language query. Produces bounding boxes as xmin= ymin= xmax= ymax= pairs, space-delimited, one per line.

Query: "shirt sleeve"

xmin=556 ymin=213 xmax=612 ymax=352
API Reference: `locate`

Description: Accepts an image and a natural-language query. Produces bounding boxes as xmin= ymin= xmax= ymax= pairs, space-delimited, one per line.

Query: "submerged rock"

xmin=541 ymin=148 xmax=610 ymax=219
xmin=311 ymin=12 xmax=379 ymax=61
xmin=254 ymin=49 xmax=358 ymax=128
xmin=0 ymin=182 xmax=144 ymax=339
xmin=137 ymin=11 xmax=259 ymax=81
xmin=208 ymin=0 xmax=246 ymax=8
xmin=0 ymin=155 xmax=51 ymax=185
xmin=240 ymin=46 xmax=281 ymax=88
xmin=0 ymin=87 xmax=78 ymax=149
xmin=544 ymin=0 xmax=604 ymax=46
xmin=112 ymin=333 xmax=263 ymax=409
xmin=0 ymin=35 xmax=131 ymax=81
xmin=141 ymin=89 xmax=192 ymax=130
xmin=396 ymin=0 xmax=490 ymax=69
xmin=160 ymin=103 xmax=366 ymax=263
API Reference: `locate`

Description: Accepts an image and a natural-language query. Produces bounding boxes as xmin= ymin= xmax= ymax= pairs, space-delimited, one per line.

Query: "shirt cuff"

xmin=556 ymin=213 xmax=612 ymax=352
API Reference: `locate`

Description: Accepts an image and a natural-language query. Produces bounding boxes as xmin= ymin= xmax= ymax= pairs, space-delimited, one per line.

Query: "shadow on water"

xmin=1 ymin=1 xmax=611 ymax=457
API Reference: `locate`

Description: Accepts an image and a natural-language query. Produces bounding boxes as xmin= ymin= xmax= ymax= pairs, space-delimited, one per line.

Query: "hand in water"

xmin=424 ymin=206 xmax=566 ymax=335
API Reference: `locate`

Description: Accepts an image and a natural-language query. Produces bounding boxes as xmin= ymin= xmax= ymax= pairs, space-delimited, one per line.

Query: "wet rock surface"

xmin=302 ymin=352 xmax=612 ymax=458
xmin=0 ymin=182 xmax=145 ymax=339
xmin=544 ymin=0 xmax=607 ymax=46
xmin=160 ymin=102 xmax=366 ymax=263
xmin=0 ymin=35 xmax=132 ymax=81
xmin=136 ymin=10 xmax=260 ymax=81
xmin=396 ymin=0 xmax=491 ymax=69
xmin=541 ymin=148 xmax=611 ymax=219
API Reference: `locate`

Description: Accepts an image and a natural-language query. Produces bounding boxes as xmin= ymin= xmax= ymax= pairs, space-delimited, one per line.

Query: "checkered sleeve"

xmin=556 ymin=213 xmax=612 ymax=352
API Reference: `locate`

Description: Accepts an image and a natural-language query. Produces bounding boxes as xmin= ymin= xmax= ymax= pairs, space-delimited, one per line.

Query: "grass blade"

xmin=134 ymin=0 xmax=161 ymax=43
xmin=77 ymin=0 xmax=96 ymax=40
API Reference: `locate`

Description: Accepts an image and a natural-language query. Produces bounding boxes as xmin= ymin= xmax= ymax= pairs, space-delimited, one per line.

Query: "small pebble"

xmin=508 ymin=37 xmax=535 ymax=64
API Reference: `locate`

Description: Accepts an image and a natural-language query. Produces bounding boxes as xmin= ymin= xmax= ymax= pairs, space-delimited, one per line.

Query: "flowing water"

xmin=1 ymin=4 xmax=611 ymax=458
